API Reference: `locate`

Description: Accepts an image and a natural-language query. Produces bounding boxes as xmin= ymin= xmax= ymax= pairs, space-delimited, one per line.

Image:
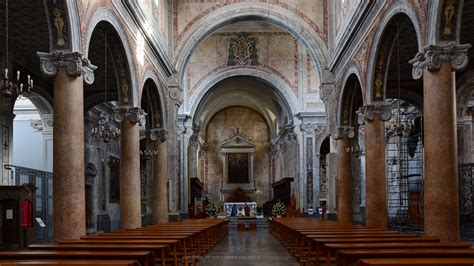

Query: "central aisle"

xmin=197 ymin=229 xmax=299 ymax=266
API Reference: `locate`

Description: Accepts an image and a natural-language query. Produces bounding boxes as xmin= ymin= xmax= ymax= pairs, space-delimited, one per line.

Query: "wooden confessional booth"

xmin=0 ymin=183 xmax=36 ymax=249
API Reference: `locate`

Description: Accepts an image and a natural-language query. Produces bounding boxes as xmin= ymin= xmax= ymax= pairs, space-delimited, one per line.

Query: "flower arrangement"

xmin=206 ymin=199 xmax=218 ymax=217
xmin=272 ymin=201 xmax=286 ymax=217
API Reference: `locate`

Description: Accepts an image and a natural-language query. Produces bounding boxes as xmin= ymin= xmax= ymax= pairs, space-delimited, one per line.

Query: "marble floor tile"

xmin=197 ymin=229 xmax=299 ymax=266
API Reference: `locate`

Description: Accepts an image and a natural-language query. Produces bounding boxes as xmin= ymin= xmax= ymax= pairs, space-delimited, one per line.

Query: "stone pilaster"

xmin=114 ymin=107 xmax=145 ymax=229
xmin=37 ymin=51 xmax=96 ymax=241
xmin=150 ymin=128 xmax=169 ymax=224
xmin=410 ymin=42 xmax=471 ymax=241
xmin=300 ymin=122 xmax=318 ymax=211
xmin=358 ymin=103 xmax=391 ymax=229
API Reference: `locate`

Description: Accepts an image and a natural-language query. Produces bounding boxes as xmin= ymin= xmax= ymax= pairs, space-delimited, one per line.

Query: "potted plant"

xmin=272 ymin=201 xmax=286 ymax=218
xmin=206 ymin=199 xmax=218 ymax=218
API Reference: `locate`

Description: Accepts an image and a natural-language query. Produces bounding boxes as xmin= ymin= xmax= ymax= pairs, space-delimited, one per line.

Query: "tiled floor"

xmin=197 ymin=229 xmax=299 ymax=266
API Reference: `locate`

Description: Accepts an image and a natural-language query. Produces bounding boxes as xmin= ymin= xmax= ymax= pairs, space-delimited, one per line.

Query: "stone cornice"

xmin=37 ymin=51 xmax=97 ymax=84
xmin=118 ymin=0 xmax=175 ymax=77
xmin=357 ymin=103 xmax=391 ymax=124
xmin=409 ymin=42 xmax=471 ymax=79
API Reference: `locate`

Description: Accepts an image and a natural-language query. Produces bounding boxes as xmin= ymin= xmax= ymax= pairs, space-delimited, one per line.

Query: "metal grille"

xmin=386 ymin=102 xmax=424 ymax=231
xmin=459 ymin=163 xmax=474 ymax=241
xmin=13 ymin=165 xmax=53 ymax=243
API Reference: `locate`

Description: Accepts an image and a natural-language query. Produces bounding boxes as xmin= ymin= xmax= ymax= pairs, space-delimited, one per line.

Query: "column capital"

xmin=320 ymin=82 xmax=335 ymax=102
xmin=300 ymin=123 xmax=318 ymax=135
xmin=150 ymin=128 xmax=169 ymax=142
xmin=37 ymin=51 xmax=97 ymax=84
xmin=357 ymin=103 xmax=391 ymax=124
xmin=113 ymin=107 xmax=146 ymax=125
xmin=334 ymin=126 xmax=355 ymax=139
xmin=409 ymin=42 xmax=471 ymax=79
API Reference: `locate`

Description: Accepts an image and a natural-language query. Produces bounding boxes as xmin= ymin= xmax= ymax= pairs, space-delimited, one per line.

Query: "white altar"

xmin=224 ymin=202 xmax=257 ymax=216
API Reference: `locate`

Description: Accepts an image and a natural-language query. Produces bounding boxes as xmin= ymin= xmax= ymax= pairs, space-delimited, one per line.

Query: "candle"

xmin=16 ymin=70 xmax=19 ymax=81
xmin=30 ymin=79 xmax=33 ymax=90
xmin=4 ymin=68 xmax=7 ymax=79
xmin=19 ymin=83 xmax=23 ymax=92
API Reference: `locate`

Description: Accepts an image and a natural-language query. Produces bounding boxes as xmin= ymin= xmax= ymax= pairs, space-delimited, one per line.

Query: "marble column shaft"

xmin=423 ymin=64 xmax=459 ymax=241
xmin=53 ymin=70 xmax=86 ymax=241
xmin=119 ymin=119 xmax=141 ymax=229
xmin=152 ymin=129 xmax=169 ymax=224
xmin=410 ymin=43 xmax=471 ymax=241
xmin=337 ymin=135 xmax=353 ymax=224
xmin=37 ymin=51 xmax=96 ymax=241
xmin=364 ymin=116 xmax=387 ymax=228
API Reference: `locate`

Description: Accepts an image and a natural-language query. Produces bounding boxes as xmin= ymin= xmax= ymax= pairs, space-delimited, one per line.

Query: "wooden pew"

xmin=337 ymin=248 xmax=474 ymax=266
xmin=0 ymin=260 xmax=140 ymax=265
xmin=28 ymin=244 xmax=168 ymax=266
xmin=356 ymin=258 xmax=474 ymax=266
xmin=0 ymin=251 xmax=153 ymax=266
xmin=310 ymin=237 xmax=440 ymax=266
xmin=56 ymin=239 xmax=179 ymax=266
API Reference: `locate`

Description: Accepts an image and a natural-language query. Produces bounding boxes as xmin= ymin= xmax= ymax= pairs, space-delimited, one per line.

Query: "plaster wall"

xmin=185 ymin=28 xmax=323 ymax=111
xmin=204 ymin=106 xmax=271 ymax=203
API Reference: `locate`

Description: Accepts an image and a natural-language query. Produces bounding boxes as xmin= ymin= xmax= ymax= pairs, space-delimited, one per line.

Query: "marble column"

xmin=37 ymin=51 xmax=96 ymax=241
xmin=151 ymin=129 xmax=169 ymax=224
xmin=336 ymin=126 xmax=354 ymax=224
xmin=410 ymin=43 xmax=471 ymax=241
xmin=114 ymin=107 xmax=145 ymax=230
xmin=358 ymin=103 xmax=391 ymax=229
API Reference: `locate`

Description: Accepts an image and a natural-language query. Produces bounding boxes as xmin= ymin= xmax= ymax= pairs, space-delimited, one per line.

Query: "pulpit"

xmin=263 ymin=177 xmax=294 ymax=216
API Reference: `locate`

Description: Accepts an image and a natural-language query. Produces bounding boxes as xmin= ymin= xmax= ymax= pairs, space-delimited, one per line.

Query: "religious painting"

xmin=109 ymin=156 xmax=120 ymax=203
xmin=227 ymin=153 xmax=249 ymax=183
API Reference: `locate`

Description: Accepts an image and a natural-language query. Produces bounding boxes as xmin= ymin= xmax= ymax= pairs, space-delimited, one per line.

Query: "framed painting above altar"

xmin=227 ymin=153 xmax=249 ymax=183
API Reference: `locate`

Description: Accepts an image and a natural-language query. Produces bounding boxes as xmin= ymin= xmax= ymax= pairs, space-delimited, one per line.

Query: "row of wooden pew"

xmin=0 ymin=218 xmax=229 ymax=265
xmin=269 ymin=217 xmax=474 ymax=266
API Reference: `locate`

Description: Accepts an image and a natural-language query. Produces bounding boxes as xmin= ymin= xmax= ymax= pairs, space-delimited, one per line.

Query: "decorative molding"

xmin=150 ymin=128 xmax=169 ymax=142
xmin=409 ymin=42 xmax=471 ymax=80
xmin=113 ymin=107 xmax=146 ymax=125
xmin=357 ymin=103 xmax=391 ymax=124
xmin=227 ymin=32 xmax=258 ymax=66
xmin=300 ymin=123 xmax=318 ymax=135
xmin=320 ymin=82 xmax=335 ymax=102
xmin=335 ymin=126 xmax=355 ymax=139
xmin=37 ymin=51 xmax=97 ymax=84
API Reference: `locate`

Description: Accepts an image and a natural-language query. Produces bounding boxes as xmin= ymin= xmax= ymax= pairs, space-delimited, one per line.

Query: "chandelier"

xmin=92 ymin=111 xmax=121 ymax=143
xmin=140 ymin=87 xmax=158 ymax=160
xmin=91 ymin=31 xmax=120 ymax=143
xmin=385 ymin=22 xmax=415 ymax=137
xmin=1 ymin=0 xmax=33 ymax=99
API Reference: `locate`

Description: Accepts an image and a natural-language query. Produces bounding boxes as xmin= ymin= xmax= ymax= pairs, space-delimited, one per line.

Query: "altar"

xmin=224 ymin=202 xmax=257 ymax=217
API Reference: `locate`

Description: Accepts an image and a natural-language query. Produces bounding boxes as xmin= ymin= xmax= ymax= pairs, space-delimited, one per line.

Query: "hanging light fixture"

xmin=91 ymin=31 xmax=121 ymax=143
xmin=385 ymin=22 xmax=415 ymax=137
xmin=140 ymin=87 xmax=158 ymax=160
xmin=1 ymin=0 xmax=33 ymax=99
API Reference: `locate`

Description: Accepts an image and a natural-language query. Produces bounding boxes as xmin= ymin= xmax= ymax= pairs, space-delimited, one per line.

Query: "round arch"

xmin=366 ymin=3 xmax=422 ymax=104
xmin=188 ymin=67 xmax=298 ymax=118
xmin=175 ymin=2 xmax=329 ymax=83
xmin=338 ymin=73 xmax=363 ymax=128
xmin=85 ymin=7 xmax=138 ymax=107
xmin=337 ymin=65 xmax=364 ymax=127
xmin=141 ymin=78 xmax=167 ymax=129
xmin=141 ymin=70 xmax=169 ymax=129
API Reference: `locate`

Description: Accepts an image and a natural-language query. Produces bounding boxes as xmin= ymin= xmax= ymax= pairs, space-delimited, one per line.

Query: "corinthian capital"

xmin=335 ymin=126 xmax=355 ymax=139
xmin=37 ymin=51 xmax=97 ymax=84
xmin=113 ymin=107 xmax=146 ymax=125
xmin=357 ymin=103 xmax=391 ymax=124
xmin=409 ymin=42 xmax=471 ymax=80
xmin=150 ymin=128 xmax=169 ymax=142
